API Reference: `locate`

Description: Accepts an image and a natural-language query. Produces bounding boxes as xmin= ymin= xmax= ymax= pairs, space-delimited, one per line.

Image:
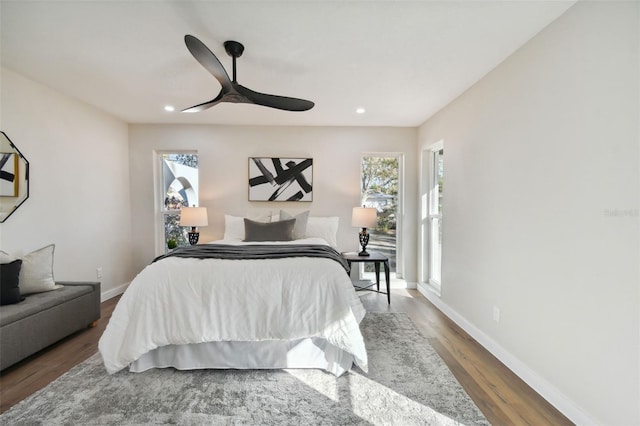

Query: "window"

xmin=360 ymin=154 xmax=403 ymax=277
xmin=158 ymin=152 xmax=199 ymax=251
xmin=422 ymin=142 xmax=443 ymax=290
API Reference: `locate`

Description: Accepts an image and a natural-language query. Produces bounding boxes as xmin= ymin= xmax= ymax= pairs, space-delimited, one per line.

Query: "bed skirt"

xmin=129 ymin=337 xmax=355 ymax=376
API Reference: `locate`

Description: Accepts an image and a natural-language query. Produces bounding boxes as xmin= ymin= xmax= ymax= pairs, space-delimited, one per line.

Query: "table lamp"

xmin=179 ymin=206 xmax=208 ymax=245
xmin=352 ymin=207 xmax=377 ymax=256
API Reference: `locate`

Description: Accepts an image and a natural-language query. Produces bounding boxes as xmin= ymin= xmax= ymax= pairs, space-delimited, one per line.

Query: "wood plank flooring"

xmin=0 ymin=289 xmax=573 ymax=425
xmin=0 ymin=296 xmax=119 ymax=414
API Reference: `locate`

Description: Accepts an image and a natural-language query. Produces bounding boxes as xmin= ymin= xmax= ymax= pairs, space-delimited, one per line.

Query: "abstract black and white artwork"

xmin=248 ymin=157 xmax=313 ymax=202
xmin=0 ymin=153 xmax=18 ymax=197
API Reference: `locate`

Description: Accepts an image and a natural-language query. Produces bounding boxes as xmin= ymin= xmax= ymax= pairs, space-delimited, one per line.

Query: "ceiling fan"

xmin=182 ymin=35 xmax=315 ymax=113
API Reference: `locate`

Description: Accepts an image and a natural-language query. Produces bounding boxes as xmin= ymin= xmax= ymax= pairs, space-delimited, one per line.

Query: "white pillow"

xmin=305 ymin=217 xmax=339 ymax=248
xmin=279 ymin=210 xmax=310 ymax=240
xmin=245 ymin=208 xmax=273 ymax=223
xmin=0 ymin=244 xmax=59 ymax=295
xmin=223 ymin=215 xmax=245 ymax=241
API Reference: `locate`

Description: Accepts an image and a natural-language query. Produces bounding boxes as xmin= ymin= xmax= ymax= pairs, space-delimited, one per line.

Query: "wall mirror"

xmin=0 ymin=131 xmax=29 ymax=223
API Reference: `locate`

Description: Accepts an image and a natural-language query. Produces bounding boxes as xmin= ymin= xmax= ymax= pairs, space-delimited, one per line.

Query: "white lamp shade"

xmin=352 ymin=207 xmax=377 ymax=228
xmin=179 ymin=207 xmax=208 ymax=227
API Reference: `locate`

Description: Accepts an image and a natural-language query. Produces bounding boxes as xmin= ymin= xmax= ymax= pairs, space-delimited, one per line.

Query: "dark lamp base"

xmin=188 ymin=231 xmax=200 ymax=245
xmin=358 ymin=227 xmax=371 ymax=257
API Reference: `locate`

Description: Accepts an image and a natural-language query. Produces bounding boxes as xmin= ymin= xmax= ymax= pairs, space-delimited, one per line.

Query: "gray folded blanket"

xmin=153 ymin=244 xmax=350 ymax=274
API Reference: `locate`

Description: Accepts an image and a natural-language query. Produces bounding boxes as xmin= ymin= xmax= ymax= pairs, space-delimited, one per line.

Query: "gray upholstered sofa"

xmin=0 ymin=281 xmax=100 ymax=370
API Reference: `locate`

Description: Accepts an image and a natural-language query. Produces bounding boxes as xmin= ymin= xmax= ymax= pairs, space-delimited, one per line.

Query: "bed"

xmin=99 ymin=214 xmax=368 ymax=377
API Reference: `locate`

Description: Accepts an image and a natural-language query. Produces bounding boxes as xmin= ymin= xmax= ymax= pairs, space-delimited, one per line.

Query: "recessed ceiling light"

xmin=164 ymin=105 xmax=175 ymax=112
xmin=356 ymin=107 xmax=366 ymax=114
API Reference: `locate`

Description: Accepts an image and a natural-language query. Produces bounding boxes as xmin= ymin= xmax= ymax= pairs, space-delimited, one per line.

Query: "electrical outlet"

xmin=493 ymin=306 xmax=500 ymax=323
xmin=96 ymin=267 xmax=103 ymax=279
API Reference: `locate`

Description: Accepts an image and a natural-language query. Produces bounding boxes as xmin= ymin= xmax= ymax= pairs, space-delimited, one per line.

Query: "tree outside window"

xmin=361 ymin=156 xmax=399 ymax=271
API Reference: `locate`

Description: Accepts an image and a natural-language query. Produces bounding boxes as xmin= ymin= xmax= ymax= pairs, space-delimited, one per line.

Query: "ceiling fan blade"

xmin=181 ymin=91 xmax=225 ymax=113
xmin=184 ymin=35 xmax=233 ymax=92
xmin=235 ymin=84 xmax=314 ymax=112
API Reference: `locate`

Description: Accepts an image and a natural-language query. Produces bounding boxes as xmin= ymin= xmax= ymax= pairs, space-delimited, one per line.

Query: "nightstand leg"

xmin=384 ymin=260 xmax=390 ymax=305
xmin=374 ymin=262 xmax=380 ymax=291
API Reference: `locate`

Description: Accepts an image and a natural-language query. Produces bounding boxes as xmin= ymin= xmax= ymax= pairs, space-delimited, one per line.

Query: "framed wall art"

xmin=248 ymin=157 xmax=313 ymax=202
xmin=0 ymin=152 xmax=18 ymax=197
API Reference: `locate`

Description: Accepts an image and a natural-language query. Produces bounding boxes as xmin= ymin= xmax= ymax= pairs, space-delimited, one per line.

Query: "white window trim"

xmin=422 ymin=141 xmax=443 ymax=294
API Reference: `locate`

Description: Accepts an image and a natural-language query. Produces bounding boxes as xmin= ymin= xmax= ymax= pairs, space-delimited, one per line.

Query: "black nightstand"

xmin=342 ymin=251 xmax=390 ymax=304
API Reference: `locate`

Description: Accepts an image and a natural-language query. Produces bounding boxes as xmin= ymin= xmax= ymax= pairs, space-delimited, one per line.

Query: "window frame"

xmin=360 ymin=152 xmax=404 ymax=280
xmin=422 ymin=141 xmax=443 ymax=293
xmin=155 ymin=150 xmax=199 ymax=255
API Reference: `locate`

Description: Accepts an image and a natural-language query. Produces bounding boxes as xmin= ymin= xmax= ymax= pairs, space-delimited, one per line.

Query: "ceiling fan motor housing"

xmin=224 ymin=40 xmax=245 ymax=58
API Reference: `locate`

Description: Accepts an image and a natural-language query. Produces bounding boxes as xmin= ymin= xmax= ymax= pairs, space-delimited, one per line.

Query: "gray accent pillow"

xmin=244 ymin=218 xmax=296 ymax=242
xmin=279 ymin=210 xmax=310 ymax=240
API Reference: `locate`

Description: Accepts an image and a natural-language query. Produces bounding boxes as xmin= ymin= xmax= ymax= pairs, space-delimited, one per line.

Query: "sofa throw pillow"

xmin=279 ymin=210 xmax=309 ymax=240
xmin=0 ymin=259 xmax=25 ymax=305
xmin=7 ymin=245 xmax=58 ymax=295
xmin=244 ymin=218 xmax=295 ymax=242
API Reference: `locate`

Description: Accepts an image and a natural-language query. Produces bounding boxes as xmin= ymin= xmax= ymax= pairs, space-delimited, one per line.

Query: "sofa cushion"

xmin=0 ymin=284 xmax=94 ymax=327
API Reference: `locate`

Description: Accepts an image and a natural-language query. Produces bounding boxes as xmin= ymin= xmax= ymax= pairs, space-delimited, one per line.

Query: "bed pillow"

xmin=223 ymin=215 xmax=245 ymax=240
xmin=244 ymin=218 xmax=295 ymax=242
xmin=279 ymin=210 xmax=309 ymax=240
xmin=224 ymin=213 xmax=273 ymax=240
xmin=0 ymin=259 xmax=25 ymax=305
xmin=245 ymin=209 xmax=273 ymax=223
xmin=305 ymin=217 xmax=339 ymax=248
xmin=0 ymin=244 xmax=58 ymax=295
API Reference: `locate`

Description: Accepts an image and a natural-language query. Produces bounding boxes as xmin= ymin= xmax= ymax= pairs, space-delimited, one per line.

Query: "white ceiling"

xmin=0 ymin=1 xmax=576 ymax=127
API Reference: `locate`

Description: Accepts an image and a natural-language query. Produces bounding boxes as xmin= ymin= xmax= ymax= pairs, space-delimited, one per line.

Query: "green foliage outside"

xmin=361 ymin=157 xmax=398 ymax=232
xmin=167 ymin=153 xmax=198 ymax=168
xmin=361 ymin=156 xmax=399 ymax=272
xmin=164 ymin=213 xmax=188 ymax=249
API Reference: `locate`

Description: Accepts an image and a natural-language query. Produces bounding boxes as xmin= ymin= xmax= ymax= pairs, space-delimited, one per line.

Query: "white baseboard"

xmin=101 ymin=281 xmax=130 ymax=302
xmin=390 ymin=280 xmax=417 ymax=289
xmin=404 ymin=280 xmax=417 ymax=289
xmin=416 ymin=282 xmax=595 ymax=426
xmin=359 ymin=273 xmax=417 ymax=289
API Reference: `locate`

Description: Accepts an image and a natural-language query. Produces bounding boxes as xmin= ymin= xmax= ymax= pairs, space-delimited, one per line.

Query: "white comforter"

xmin=99 ymin=238 xmax=367 ymax=374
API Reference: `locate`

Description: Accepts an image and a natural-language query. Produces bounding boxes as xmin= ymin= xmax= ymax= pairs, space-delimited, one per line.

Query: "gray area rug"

xmin=2 ymin=313 xmax=488 ymax=425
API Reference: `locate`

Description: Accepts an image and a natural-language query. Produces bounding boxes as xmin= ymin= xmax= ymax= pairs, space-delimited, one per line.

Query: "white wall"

xmin=0 ymin=68 xmax=135 ymax=299
xmin=417 ymin=2 xmax=639 ymax=424
xmin=128 ymin=124 xmax=418 ymax=279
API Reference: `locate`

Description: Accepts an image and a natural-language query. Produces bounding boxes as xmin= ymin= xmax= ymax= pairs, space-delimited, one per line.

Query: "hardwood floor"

xmin=0 ymin=296 xmax=119 ymax=414
xmin=0 ymin=289 xmax=573 ymax=425
xmin=360 ymin=289 xmax=573 ymax=425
